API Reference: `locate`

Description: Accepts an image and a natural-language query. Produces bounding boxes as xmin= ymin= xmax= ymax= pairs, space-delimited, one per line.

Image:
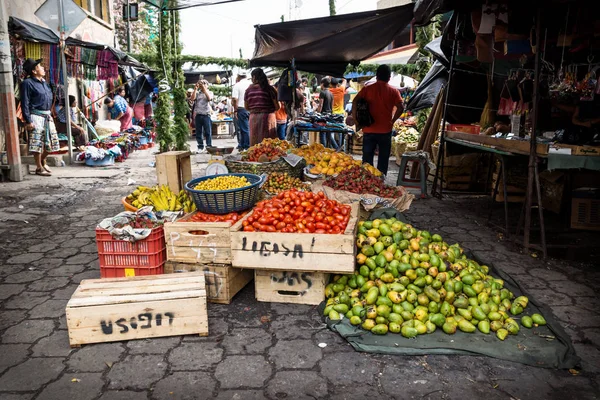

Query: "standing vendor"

xmin=104 ymin=92 xmax=133 ymax=131
xmin=56 ymin=95 xmax=87 ymax=147
xmin=21 ymin=58 xmax=59 ymax=176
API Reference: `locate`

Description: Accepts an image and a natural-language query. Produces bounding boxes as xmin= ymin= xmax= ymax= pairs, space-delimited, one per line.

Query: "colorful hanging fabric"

xmin=24 ymin=42 xmax=41 ymax=59
xmin=97 ymin=50 xmax=119 ymax=80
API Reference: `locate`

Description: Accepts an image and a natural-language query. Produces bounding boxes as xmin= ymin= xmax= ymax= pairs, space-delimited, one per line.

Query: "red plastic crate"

xmin=96 ymin=226 xmax=166 ymax=278
xmin=447 ymin=124 xmax=481 ymax=134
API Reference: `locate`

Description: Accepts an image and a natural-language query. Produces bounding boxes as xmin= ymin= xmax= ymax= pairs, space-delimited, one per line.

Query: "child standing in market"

xmin=275 ymin=100 xmax=288 ymax=140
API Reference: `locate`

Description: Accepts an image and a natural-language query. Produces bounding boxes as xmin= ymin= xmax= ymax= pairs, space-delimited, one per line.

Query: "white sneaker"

xmin=197 ymin=148 xmax=207 ymax=154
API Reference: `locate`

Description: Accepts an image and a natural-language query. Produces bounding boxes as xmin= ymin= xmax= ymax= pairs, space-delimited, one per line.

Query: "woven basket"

xmin=185 ymin=173 xmax=263 ymax=214
xmin=392 ymin=140 xmax=408 ymax=159
xmin=225 ymin=157 xmax=306 ymax=179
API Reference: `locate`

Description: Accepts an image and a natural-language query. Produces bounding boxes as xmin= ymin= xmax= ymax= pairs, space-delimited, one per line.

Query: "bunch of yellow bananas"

xmin=127 ymin=185 xmax=196 ymax=213
xmin=178 ymin=189 xmax=196 ymax=213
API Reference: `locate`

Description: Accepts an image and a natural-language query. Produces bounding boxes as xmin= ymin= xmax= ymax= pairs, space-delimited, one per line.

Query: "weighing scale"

xmin=205 ymin=146 xmax=234 ymax=176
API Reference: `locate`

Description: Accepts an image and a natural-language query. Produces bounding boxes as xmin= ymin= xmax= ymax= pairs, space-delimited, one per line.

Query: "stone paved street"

xmin=0 ymin=141 xmax=599 ymax=399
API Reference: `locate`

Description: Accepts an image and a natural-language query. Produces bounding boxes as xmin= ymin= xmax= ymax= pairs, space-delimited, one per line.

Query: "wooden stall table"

xmin=444 ymin=137 xmax=521 ymax=237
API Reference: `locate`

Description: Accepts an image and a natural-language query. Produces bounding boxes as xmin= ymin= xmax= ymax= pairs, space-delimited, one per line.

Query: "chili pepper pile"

xmin=242 ymin=189 xmax=352 ymax=234
xmin=181 ymin=211 xmax=248 ymax=223
xmin=324 ymin=166 xmax=404 ymax=198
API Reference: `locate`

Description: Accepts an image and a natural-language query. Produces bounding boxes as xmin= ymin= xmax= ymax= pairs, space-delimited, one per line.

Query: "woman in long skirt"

xmin=244 ymin=68 xmax=279 ymax=145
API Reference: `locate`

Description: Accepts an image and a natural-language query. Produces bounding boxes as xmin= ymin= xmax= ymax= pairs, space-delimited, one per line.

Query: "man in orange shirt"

xmin=330 ymin=78 xmax=347 ymax=116
xmin=352 ymin=65 xmax=404 ymax=175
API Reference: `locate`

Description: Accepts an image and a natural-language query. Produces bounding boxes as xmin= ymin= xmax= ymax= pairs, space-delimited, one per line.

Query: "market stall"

xmin=413 ymin=0 xmax=600 ymax=256
xmin=60 ymin=136 xmax=577 ymax=372
xmin=8 ymin=17 xmax=152 ymax=168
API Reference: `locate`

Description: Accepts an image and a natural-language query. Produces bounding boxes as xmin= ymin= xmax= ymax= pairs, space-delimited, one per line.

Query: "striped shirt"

xmin=244 ymin=84 xmax=277 ymax=113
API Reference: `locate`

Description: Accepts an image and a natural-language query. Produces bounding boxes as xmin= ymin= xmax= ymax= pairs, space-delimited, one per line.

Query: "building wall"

xmin=377 ymin=0 xmax=412 ymax=10
xmin=6 ymin=0 xmax=114 ymax=46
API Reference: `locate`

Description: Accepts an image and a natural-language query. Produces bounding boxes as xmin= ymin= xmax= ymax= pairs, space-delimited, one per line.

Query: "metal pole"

xmin=524 ymin=7 xmax=544 ymax=254
xmin=58 ymin=0 xmax=73 ymax=164
xmin=432 ymin=16 xmax=458 ymax=198
xmin=126 ymin=0 xmax=132 ymax=53
xmin=0 ymin=0 xmax=23 ymax=181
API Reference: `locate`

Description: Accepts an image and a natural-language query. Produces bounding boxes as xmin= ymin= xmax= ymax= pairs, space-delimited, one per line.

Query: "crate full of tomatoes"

xmin=230 ymin=189 xmax=358 ymax=273
xmin=163 ymin=210 xmax=248 ymax=265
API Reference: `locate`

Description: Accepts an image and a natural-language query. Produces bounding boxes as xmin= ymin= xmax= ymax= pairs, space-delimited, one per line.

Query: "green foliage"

xmin=345 ymin=63 xmax=420 ymax=79
xmin=414 ymin=17 xmax=442 ymax=81
xmin=172 ymin=11 xmax=189 ymax=152
xmin=329 ymin=0 xmax=336 ymax=16
xmin=134 ymin=53 xmax=249 ymax=70
xmin=416 ymin=108 xmax=431 ymax=133
xmin=209 ymin=85 xmax=233 ymax=98
xmin=112 ymin=0 xmax=157 ymax=53
xmin=155 ymin=11 xmax=174 ymax=152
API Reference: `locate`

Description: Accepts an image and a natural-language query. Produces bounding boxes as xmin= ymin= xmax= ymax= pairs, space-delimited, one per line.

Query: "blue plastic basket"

xmin=185 ymin=173 xmax=264 ymax=214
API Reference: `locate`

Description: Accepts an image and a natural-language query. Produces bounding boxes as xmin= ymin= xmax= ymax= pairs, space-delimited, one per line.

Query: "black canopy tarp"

xmin=405 ymin=60 xmax=447 ymax=112
xmin=8 ymin=17 xmax=59 ymax=44
xmin=122 ymin=67 xmax=156 ymax=104
xmin=250 ymin=4 xmax=414 ymax=76
xmin=413 ymin=0 xmax=481 ymax=25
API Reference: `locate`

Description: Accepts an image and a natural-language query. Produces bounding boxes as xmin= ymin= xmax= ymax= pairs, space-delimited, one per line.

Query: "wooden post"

xmin=155 ymin=151 xmax=192 ymax=193
xmin=0 ymin=1 xmax=23 ymax=181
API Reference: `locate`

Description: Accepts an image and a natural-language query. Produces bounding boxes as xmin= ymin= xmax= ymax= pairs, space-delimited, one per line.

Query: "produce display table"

xmin=444 ymin=137 xmax=518 ymax=236
xmin=291 ymin=125 xmax=353 ymax=152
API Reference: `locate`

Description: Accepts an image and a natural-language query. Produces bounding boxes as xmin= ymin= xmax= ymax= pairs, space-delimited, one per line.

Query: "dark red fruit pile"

xmin=323 ymin=166 xmax=404 ymax=198
xmin=242 ymin=189 xmax=351 ymax=234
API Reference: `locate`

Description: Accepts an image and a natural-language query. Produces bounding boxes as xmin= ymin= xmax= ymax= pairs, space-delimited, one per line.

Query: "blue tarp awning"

xmin=344 ymin=71 xmax=375 ymax=80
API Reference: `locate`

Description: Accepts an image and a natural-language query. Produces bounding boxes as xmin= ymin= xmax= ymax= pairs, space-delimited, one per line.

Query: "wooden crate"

xmin=571 ymin=196 xmax=600 ymax=231
xmin=65 ymin=273 xmax=208 ymax=347
xmin=164 ymin=262 xmax=253 ymax=304
xmin=164 ymin=215 xmax=233 ymax=264
xmin=230 ymin=204 xmax=359 ymax=273
xmin=155 ymin=151 xmax=192 ymax=194
xmin=255 ymin=270 xmax=329 ymax=305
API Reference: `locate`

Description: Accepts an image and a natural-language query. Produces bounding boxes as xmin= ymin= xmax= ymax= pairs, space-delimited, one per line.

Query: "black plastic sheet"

xmin=8 ymin=17 xmax=59 ymax=44
xmin=405 ymin=61 xmax=448 ymax=112
xmin=250 ymin=5 xmax=414 ymax=76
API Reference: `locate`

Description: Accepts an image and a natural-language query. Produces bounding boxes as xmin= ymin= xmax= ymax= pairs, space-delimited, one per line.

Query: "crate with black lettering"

xmin=230 ymin=203 xmax=358 ymax=274
xmin=65 ymin=273 xmax=208 ymax=347
xmin=163 ymin=215 xmax=234 ymax=264
xmin=255 ymin=270 xmax=329 ymax=305
xmin=164 ymin=262 xmax=253 ymax=304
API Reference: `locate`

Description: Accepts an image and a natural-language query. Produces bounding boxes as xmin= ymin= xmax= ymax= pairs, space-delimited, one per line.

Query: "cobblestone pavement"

xmin=0 ymin=141 xmax=599 ymax=399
